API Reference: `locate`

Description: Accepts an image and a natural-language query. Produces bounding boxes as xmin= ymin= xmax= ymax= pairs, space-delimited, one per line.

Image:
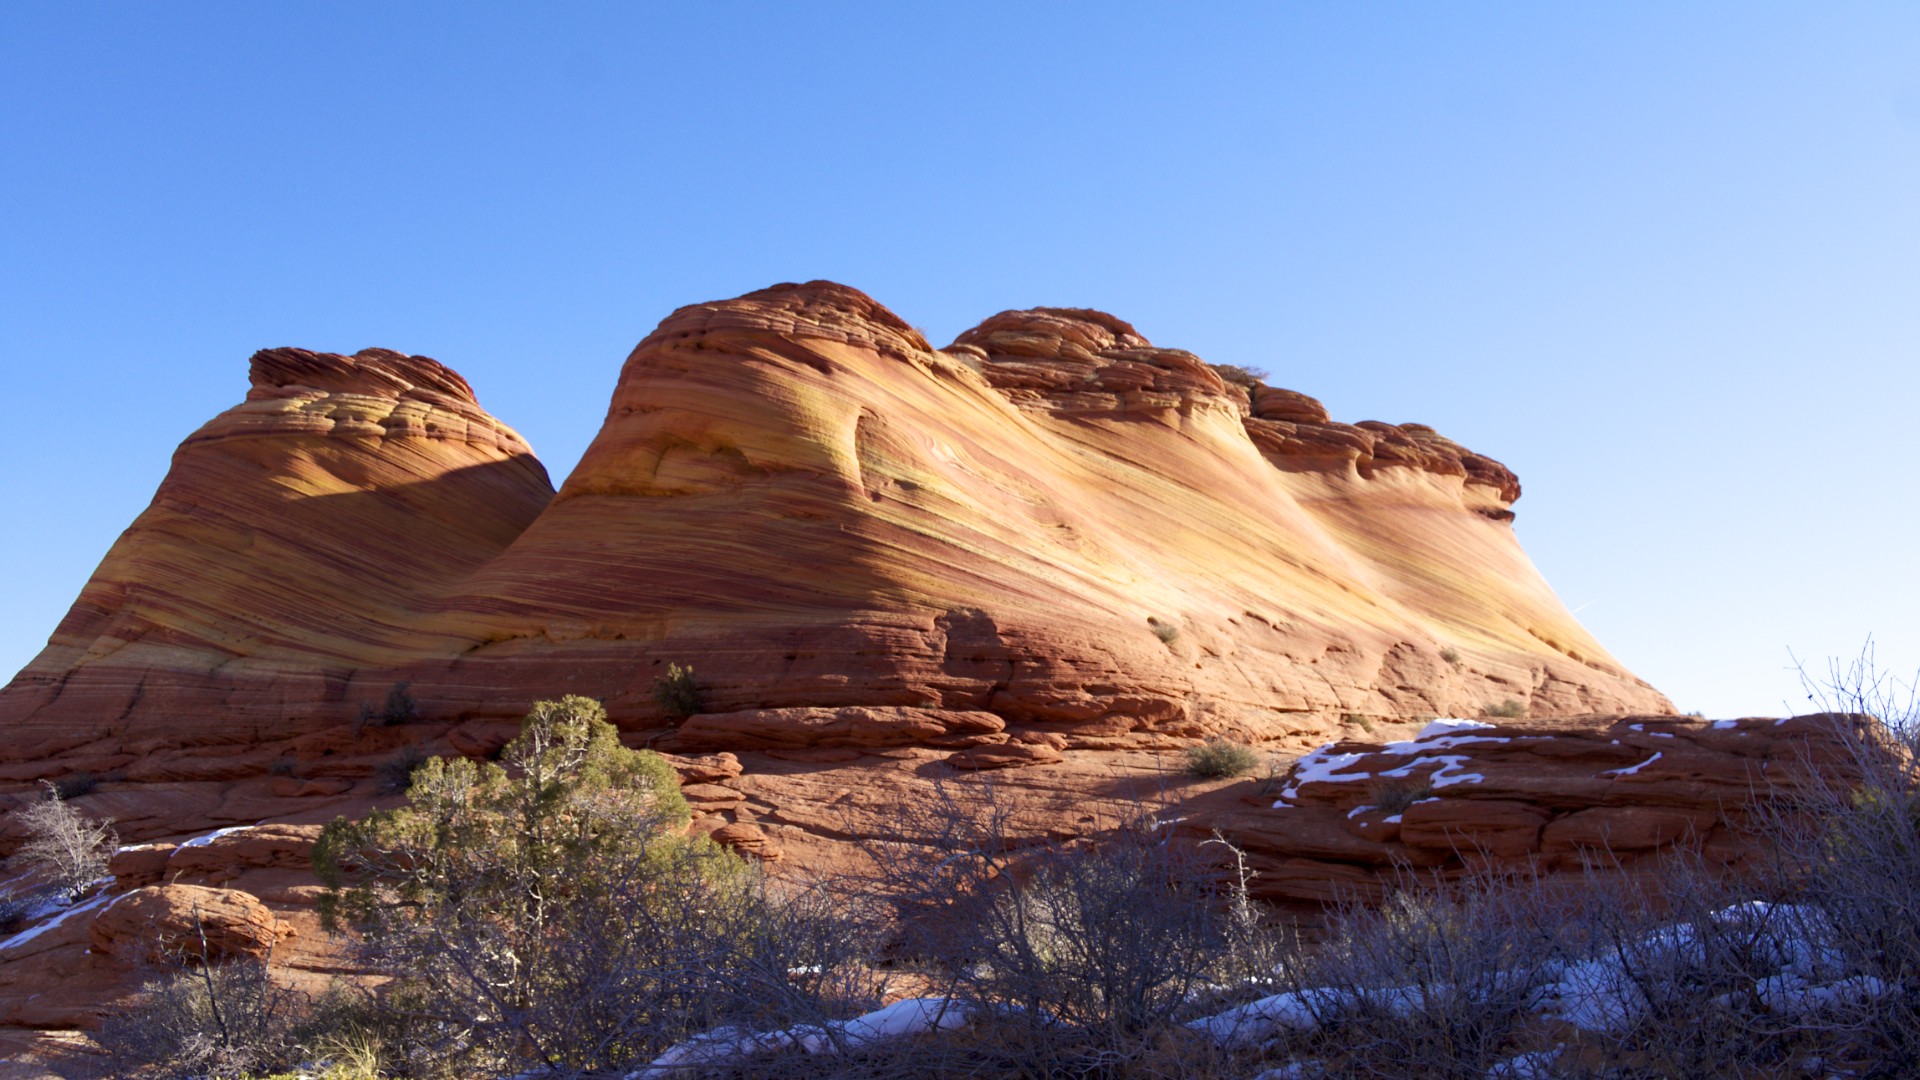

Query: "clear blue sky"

xmin=3 ymin=3 xmax=1915 ymax=718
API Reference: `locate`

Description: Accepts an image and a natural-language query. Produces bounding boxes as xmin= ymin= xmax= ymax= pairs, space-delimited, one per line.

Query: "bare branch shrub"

xmin=93 ymin=956 xmax=386 ymax=1080
xmin=850 ymin=780 xmax=1266 ymax=1077
xmin=372 ymin=743 xmax=428 ymax=794
xmin=10 ymin=781 xmax=115 ymax=898
xmin=1250 ymin=872 xmax=1577 ymax=1079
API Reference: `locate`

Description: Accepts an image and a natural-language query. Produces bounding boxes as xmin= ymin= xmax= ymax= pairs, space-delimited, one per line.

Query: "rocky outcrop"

xmin=1193 ymin=715 xmax=1854 ymax=905
xmin=0 ymin=346 xmax=554 ymax=761
xmin=88 ymin=884 xmax=289 ymax=967
xmin=1 ymin=281 xmax=1667 ymax=772
xmin=0 ymin=281 xmax=1685 ymax=1065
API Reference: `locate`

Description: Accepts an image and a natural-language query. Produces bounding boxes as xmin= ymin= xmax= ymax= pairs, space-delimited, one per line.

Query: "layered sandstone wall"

xmin=0 ymin=281 xmax=1668 ymax=766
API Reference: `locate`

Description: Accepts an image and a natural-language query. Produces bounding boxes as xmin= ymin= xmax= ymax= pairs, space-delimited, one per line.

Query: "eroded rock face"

xmin=0 ymin=346 xmax=555 ymax=761
xmin=0 ymin=281 xmax=1688 ymax=1063
xmin=88 ymin=884 xmax=289 ymax=967
xmin=1194 ymin=715 xmax=1855 ymax=904
xmin=2 ymin=281 xmax=1666 ymax=770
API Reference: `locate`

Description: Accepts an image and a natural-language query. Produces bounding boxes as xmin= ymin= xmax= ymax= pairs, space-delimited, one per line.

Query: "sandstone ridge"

xmin=1 ymin=280 xmax=1668 ymax=765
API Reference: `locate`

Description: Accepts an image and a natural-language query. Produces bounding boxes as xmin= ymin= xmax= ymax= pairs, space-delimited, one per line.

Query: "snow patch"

xmin=1603 ymin=752 xmax=1662 ymax=778
xmin=1276 ymin=746 xmax=1370 ymax=802
xmin=0 ymin=891 xmax=112 ymax=955
xmin=176 ymin=825 xmax=253 ymax=849
xmin=632 ymin=997 xmax=973 ymax=1076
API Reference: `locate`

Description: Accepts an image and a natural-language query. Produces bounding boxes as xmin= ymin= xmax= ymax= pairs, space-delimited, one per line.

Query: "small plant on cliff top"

xmin=1483 ymin=699 xmax=1527 ymax=719
xmin=1211 ymin=363 xmax=1268 ymax=397
xmin=653 ymin=662 xmax=702 ymax=720
xmin=1186 ymin=738 xmax=1261 ymax=779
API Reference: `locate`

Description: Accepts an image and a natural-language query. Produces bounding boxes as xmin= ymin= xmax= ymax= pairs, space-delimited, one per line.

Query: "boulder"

xmin=88 ymin=885 xmax=289 ymax=966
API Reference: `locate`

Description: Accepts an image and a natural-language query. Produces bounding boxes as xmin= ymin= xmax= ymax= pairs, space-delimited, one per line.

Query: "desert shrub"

xmin=1187 ymin=738 xmax=1261 ymax=779
xmin=1149 ymin=617 xmax=1179 ymax=645
xmin=1483 ymin=699 xmax=1527 ymax=720
xmin=316 ymin=695 xmax=867 ymax=1075
xmin=373 ymin=744 xmax=428 ymax=794
xmin=653 ymin=661 xmax=703 ymax=720
xmin=93 ymin=957 xmax=305 ymax=1078
xmin=49 ymin=770 xmax=98 ymax=800
xmin=10 ymin=781 xmax=115 ymax=898
xmin=1230 ymin=874 xmax=1576 ymax=1080
xmin=1211 ymin=363 xmax=1268 ymax=395
xmin=353 ymin=680 xmax=422 ymax=734
xmin=94 ymin=958 xmax=386 ymax=1080
xmin=1371 ymin=778 xmax=1434 ymax=816
xmin=1439 ymin=646 xmax=1461 ymax=667
xmin=853 ymin=781 xmax=1266 ymax=1076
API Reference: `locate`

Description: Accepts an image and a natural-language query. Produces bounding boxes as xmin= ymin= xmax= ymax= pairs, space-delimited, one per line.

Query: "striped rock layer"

xmin=0 ymin=281 xmax=1669 ymax=764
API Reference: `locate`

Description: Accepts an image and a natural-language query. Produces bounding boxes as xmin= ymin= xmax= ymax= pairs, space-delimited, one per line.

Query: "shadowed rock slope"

xmin=0 ymin=281 xmax=1668 ymax=766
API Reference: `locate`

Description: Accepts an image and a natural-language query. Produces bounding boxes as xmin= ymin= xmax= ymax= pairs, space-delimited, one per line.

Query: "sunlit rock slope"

xmin=0 ymin=281 xmax=1669 ymax=763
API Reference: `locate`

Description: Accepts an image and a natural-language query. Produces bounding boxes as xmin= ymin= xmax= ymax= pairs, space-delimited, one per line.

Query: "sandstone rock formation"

xmin=0 ymin=281 xmax=1668 ymax=772
xmin=0 ymin=281 xmax=1688 ymax=1068
xmin=1190 ymin=714 xmax=1854 ymax=905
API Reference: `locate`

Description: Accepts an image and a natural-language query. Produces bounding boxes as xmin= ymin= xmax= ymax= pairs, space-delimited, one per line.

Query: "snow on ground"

xmin=630 ymin=997 xmax=974 ymax=1076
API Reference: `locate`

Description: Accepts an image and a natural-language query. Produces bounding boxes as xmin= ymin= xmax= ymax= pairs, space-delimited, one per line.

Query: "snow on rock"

xmin=1602 ymin=752 xmax=1661 ymax=778
xmin=0 ymin=891 xmax=112 ymax=956
xmin=1275 ymin=747 xmax=1371 ymax=803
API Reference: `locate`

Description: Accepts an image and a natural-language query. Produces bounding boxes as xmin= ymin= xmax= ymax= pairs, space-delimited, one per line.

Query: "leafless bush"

xmin=10 ymin=781 xmax=115 ymax=898
xmin=372 ymin=743 xmax=428 ymax=794
xmin=353 ymin=680 xmax=423 ymax=737
xmin=849 ymin=780 xmax=1267 ymax=1077
xmin=93 ymin=955 xmax=385 ymax=1080
xmin=93 ymin=956 xmax=306 ymax=1078
xmin=1246 ymin=872 xmax=1577 ymax=1079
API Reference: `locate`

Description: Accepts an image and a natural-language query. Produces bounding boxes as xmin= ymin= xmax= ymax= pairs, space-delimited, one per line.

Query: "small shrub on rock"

xmin=1484 ymin=699 xmax=1527 ymax=719
xmin=1187 ymin=739 xmax=1261 ymax=779
xmin=1373 ymin=778 xmax=1435 ymax=816
xmin=49 ymin=770 xmax=98 ymax=800
xmin=373 ymin=744 xmax=428 ymax=795
xmin=653 ymin=662 xmax=702 ymax=720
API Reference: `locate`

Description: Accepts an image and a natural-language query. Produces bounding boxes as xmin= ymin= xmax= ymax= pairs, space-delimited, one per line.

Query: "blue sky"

xmin=2 ymin=3 xmax=1915 ymax=717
